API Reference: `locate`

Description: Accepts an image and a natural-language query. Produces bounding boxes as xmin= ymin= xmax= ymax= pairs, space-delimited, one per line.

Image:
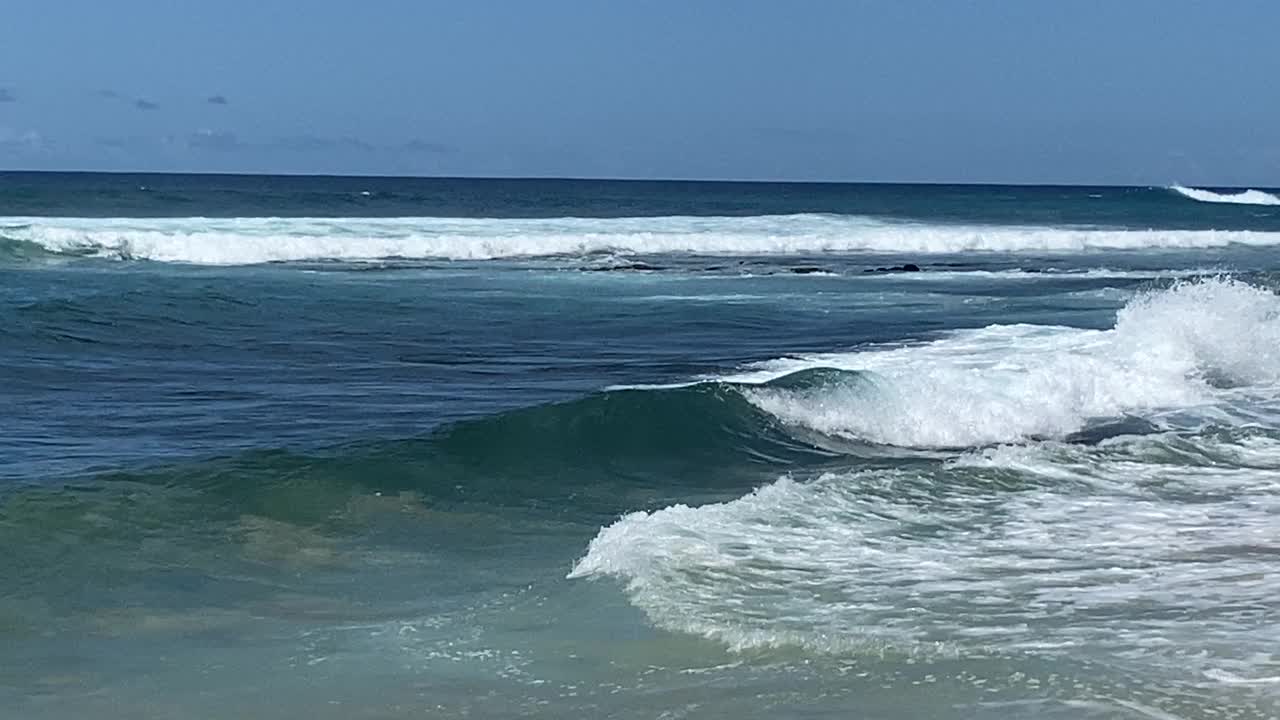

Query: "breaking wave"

xmin=4 ymin=215 xmax=1280 ymax=264
xmin=1171 ymin=184 xmax=1280 ymax=206
xmin=570 ymin=277 xmax=1280 ymax=689
xmin=723 ymin=277 xmax=1280 ymax=447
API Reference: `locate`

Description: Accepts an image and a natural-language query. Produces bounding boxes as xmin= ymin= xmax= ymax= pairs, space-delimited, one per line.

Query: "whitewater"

xmin=1171 ymin=184 xmax=1280 ymax=206
xmin=6 ymin=214 xmax=1280 ymax=263
xmin=727 ymin=278 xmax=1280 ymax=447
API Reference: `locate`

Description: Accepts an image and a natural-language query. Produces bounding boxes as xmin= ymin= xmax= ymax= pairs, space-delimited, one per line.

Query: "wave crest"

xmin=732 ymin=278 xmax=1280 ymax=448
xmin=1171 ymin=184 xmax=1280 ymax=206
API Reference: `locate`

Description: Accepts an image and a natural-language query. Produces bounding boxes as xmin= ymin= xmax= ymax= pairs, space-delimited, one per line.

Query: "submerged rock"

xmin=582 ymin=261 xmax=665 ymax=272
xmin=865 ymin=263 xmax=921 ymax=273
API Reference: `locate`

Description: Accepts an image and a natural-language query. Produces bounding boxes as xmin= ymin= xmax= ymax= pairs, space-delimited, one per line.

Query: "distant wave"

xmin=4 ymin=215 xmax=1280 ymax=264
xmin=1170 ymin=184 xmax=1280 ymax=206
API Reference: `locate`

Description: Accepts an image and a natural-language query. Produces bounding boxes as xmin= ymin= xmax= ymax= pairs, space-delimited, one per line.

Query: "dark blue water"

xmin=2 ymin=173 xmax=1278 ymax=719
xmin=4 ymin=171 xmax=1280 ymax=228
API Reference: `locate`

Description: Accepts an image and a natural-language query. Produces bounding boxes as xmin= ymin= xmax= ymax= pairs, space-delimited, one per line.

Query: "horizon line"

xmin=0 ymin=167 xmax=1259 ymax=190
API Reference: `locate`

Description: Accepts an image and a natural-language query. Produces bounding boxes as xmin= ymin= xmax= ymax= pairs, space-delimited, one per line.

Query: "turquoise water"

xmin=3 ymin=173 xmax=1279 ymax=718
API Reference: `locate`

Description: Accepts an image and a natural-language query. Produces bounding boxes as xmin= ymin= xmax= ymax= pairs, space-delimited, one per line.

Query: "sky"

xmin=1 ymin=1 xmax=1278 ymax=185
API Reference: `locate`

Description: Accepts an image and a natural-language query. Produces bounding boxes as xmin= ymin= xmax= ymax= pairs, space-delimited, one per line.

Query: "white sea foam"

xmin=734 ymin=278 xmax=1280 ymax=447
xmin=5 ymin=214 xmax=1280 ymax=264
xmin=569 ymin=449 xmax=1280 ymax=662
xmin=1171 ymin=184 xmax=1280 ymax=206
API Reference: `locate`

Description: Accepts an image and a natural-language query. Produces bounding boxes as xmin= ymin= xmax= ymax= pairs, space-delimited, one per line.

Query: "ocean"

xmin=2 ymin=172 xmax=1278 ymax=719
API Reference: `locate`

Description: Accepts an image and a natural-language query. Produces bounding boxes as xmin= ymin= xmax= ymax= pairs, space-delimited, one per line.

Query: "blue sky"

xmin=1 ymin=1 xmax=1277 ymax=184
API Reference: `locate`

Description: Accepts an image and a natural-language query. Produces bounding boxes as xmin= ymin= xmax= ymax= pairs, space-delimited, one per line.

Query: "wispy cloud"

xmin=273 ymin=134 xmax=375 ymax=153
xmin=0 ymin=89 xmax=15 ymax=103
xmin=0 ymin=127 xmax=46 ymax=152
xmin=90 ymin=131 xmax=459 ymax=165
xmin=187 ymin=131 xmax=388 ymax=154
xmin=186 ymin=129 xmax=242 ymax=151
xmin=402 ymin=139 xmax=456 ymax=154
xmin=98 ymin=89 xmax=161 ymax=111
xmin=94 ymin=136 xmax=138 ymax=150
xmin=206 ymin=95 xmax=229 ymax=105
xmin=754 ymin=126 xmax=857 ymax=143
